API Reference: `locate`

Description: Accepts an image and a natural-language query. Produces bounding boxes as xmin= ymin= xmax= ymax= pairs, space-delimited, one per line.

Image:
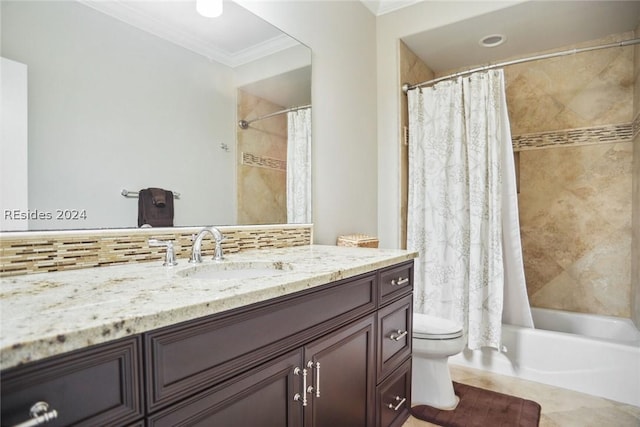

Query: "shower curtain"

xmin=407 ymin=69 xmax=533 ymax=350
xmin=287 ymin=107 xmax=312 ymax=223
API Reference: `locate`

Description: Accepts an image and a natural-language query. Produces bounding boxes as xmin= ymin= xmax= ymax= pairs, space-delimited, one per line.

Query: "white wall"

xmin=1 ymin=1 xmax=236 ymax=230
xmin=241 ymin=1 xmax=524 ymax=247
xmin=0 ymin=58 xmax=29 ymax=231
xmin=239 ymin=1 xmax=378 ymax=245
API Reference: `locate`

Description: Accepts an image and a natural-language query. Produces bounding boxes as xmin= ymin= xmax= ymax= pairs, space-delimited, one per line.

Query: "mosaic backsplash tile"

xmin=242 ymin=152 xmax=287 ymax=171
xmin=0 ymin=225 xmax=312 ymax=277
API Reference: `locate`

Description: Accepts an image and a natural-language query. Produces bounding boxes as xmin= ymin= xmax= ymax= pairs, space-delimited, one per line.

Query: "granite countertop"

xmin=0 ymin=244 xmax=417 ymax=370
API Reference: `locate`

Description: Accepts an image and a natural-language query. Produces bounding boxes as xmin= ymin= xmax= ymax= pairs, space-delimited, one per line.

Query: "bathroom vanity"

xmin=0 ymin=245 xmax=416 ymax=427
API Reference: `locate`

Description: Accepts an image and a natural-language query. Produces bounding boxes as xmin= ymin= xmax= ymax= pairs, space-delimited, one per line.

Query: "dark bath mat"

xmin=410 ymin=381 xmax=541 ymax=427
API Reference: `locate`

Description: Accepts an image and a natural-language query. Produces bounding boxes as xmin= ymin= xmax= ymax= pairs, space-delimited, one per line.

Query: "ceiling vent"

xmin=479 ymin=34 xmax=506 ymax=48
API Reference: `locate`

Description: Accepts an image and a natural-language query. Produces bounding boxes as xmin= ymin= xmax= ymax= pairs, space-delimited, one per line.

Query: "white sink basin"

xmin=178 ymin=261 xmax=294 ymax=280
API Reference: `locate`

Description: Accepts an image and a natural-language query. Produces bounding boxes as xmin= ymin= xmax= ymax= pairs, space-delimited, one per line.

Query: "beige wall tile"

xmin=236 ymin=90 xmax=287 ymax=225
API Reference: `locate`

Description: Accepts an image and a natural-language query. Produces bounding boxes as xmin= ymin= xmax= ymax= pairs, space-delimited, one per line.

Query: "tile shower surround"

xmin=400 ymin=30 xmax=637 ymax=320
xmin=0 ymin=224 xmax=312 ymax=277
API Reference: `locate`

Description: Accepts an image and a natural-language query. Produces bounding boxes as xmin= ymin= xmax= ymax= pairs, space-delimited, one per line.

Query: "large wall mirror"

xmin=0 ymin=0 xmax=311 ymax=231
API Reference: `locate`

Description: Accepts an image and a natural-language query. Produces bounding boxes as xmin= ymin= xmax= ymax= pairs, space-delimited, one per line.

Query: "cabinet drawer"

xmin=0 ymin=336 xmax=143 ymax=427
xmin=379 ymin=261 xmax=413 ymax=305
xmin=377 ymin=294 xmax=412 ymax=380
xmin=145 ymin=273 xmax=376 ymax=411
xmin=376 ymin=358 xmax=411 ymax=427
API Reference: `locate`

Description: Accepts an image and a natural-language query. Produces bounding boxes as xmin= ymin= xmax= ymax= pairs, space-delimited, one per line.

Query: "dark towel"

xmin=138 ymin=188 xmax=174 ymax=227
xmin=149 ymin=187 xmax=167 ymax=207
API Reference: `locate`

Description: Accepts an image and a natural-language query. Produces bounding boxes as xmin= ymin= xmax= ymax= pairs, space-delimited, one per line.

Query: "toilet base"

xmin=411 ymin=356 xmax=459 ymax=410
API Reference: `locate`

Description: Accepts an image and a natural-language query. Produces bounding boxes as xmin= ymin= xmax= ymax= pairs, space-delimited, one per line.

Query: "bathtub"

xmin=450 ymin=307 xmax=640 ymax=406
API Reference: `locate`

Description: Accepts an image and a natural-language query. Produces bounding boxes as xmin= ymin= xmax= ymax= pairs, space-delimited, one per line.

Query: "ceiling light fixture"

xmin=196 ymin=0 xmax=223 ymax=18
xmin=479 ymin=34 xmax=506 ymax=48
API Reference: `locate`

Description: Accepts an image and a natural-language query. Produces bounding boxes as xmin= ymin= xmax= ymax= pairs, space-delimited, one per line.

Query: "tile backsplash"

xmin=0 ymin=224 xmax=312 ymax=277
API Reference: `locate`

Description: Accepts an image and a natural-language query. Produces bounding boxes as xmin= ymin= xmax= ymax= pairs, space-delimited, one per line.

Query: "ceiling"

xmin=78 ymin=0 xmax=299 ymax=68
xmin=398 ymin=1 xmax=640 ymax=74
xmin=78 ymin=1 xmax=640 ymax=80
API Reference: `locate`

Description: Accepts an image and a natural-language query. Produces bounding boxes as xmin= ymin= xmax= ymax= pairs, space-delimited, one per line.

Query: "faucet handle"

xmin=148 ymin=239 xmax=178 ymax=267
xmin=208 ymin=227 xmax=225 ymax=261
xmin=213 ymin=240 xmax=224 ymax=261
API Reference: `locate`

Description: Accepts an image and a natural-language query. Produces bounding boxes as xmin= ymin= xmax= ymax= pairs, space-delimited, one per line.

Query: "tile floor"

xmin=403 ymin=365 xmax=640 ymax=427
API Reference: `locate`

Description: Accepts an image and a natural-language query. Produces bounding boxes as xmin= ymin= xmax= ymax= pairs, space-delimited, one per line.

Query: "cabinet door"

xmin=304 ymin=315 xmax=375 ymax=427
xmin=147 ymin=349 xmax=304 ymax=427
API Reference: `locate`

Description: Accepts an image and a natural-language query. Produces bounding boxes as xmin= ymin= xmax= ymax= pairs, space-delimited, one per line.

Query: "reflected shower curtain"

xmin=287 ymin=107 xmax=312 ymax=223
xmin=407 ymin=69 xmax=533 ymax=350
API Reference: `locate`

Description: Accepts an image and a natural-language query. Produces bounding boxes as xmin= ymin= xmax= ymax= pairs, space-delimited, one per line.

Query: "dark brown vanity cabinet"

xmin=143 ymin=272 xmax=377 ymax=412
xmin=0 ymin=260 xmax=414 ymax=427
xmin=148 ymin=315 xmax=376 ymax=427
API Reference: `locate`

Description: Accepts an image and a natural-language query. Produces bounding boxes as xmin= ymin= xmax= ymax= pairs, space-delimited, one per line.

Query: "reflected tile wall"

xmin=236 ymin=90 xmax=287 ymax=225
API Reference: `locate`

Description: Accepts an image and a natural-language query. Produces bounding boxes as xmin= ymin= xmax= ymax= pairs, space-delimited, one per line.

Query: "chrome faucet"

xmin=189 ymin=227 xmax=225 ymax=263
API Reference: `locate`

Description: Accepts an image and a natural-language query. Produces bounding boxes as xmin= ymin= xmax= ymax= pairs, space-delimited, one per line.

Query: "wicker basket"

xmin=336 ymin=234 xmax=379 ymax=248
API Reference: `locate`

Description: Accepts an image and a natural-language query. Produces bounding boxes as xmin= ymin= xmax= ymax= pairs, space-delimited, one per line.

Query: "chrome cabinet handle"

xmin=11 ymin=401 xmax=58 ymax=427
xmin=307 ymin=361 xmax=321 ymax=398
xmin=391 ymin=277 xmax=409 ymax=286
xmin=389 ymin=329 xmax=408 ymax=341
xmin=387 ymin=396 xmax=406 ymax=411
xmin=293 ymin=367 xmax=308 ymax=406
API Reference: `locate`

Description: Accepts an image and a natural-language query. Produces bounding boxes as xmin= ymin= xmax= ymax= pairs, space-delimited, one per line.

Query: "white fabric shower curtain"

xmin=407 ymin=69 xmax=533 ymax=351
xmin=287 ymin=107 xmax=312 ymax=223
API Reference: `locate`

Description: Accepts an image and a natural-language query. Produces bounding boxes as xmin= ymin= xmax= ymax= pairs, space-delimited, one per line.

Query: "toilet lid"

xmin=413 ymin=313 xmax=463 ymax=339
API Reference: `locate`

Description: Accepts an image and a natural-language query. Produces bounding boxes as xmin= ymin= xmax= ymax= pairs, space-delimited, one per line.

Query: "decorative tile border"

xmin=0 ymin=224 xmax=312 ymax=277
xmin=242 ymin=152 xmax=286 ymax=171
xmin=513 ymin=122 xmax=633 ymax=151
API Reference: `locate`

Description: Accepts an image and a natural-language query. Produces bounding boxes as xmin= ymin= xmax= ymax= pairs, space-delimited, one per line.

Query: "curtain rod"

xmin=238 ymin=104 xmax=311 ymax=129
xmin=402 ymin=38 xmax=640 ymax=93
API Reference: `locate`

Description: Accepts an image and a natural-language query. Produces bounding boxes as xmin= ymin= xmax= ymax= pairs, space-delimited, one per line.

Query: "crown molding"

xmin=77 ymin=0 xmax=295 ymax=68
xmin=361 ymin=0 xmax=422 ymax=16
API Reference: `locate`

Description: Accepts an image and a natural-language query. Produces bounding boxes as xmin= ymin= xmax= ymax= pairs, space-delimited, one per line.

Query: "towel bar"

xmin=121 ymin=189 xmax=180 ymax=199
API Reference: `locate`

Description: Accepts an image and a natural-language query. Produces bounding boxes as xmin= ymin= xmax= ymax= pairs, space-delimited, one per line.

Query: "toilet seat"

xmin=414 ymin=313 xmax=463 ymax=340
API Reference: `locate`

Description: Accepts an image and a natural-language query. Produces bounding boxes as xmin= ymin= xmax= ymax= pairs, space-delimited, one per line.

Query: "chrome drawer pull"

xmin=389 ymin=329 xmax=408 ymax=341
xmin=388 ymin=396 xmax=406 ymax=411
xmin=11 ymin=401 xmax=58 ymax=427
xmin=307 ymin=361 xmax=321 ymax=398
xmin=316 ymin=362 xmax=320 ymax=397
xmin=294 ymin=367 xmax=308 ymax=406
xmin=391 ymin=277 xmax=409 ymax=286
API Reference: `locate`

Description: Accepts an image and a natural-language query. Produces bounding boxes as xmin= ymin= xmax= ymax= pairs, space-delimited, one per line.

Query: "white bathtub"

xmin=450 ymin=307 xmax=640 ymax=406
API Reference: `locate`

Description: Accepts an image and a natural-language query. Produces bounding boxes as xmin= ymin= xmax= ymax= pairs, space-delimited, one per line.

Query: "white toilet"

xmin=412 ymin=313 xmax=466 ymax=409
